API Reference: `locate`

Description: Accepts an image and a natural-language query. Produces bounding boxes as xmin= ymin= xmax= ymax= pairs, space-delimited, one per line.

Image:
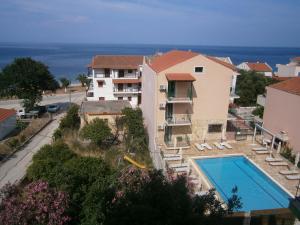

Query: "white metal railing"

xmin=114 ymin=73 xmax=139 ymax=79
xmin=165 ymin=135 xmax=190 ymax=148
xmin=166 ymin=114 xmax=191 ymax=125
xmin=113 ymin=88 xmax=141 ymax=93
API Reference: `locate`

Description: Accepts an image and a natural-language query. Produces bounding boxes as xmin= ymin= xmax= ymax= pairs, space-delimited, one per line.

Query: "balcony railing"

xmin=164 ymin=135 xmax=190 ymax=149
xmin=166 ymin=114 xmax=191 ymax=126
xmin=114 ymin=73 xmax=140 ymax=79
xmin=166 ymin=89 xmax=193 ymax=103
xmin=113 ymin=88 xmax=141 ymax=93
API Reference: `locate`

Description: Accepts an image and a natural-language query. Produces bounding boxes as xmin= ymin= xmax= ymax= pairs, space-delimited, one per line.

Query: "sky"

xmin=0 ymin=0 xmax=300 ymax=47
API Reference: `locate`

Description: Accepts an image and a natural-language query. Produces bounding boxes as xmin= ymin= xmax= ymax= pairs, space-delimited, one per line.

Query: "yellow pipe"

xmin=124 ymin=155 xmax=146 ymax=169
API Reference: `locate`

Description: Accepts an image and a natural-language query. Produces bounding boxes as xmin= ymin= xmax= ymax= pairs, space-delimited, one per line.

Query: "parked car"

xmin=47 ymin=104 xmax=60 ymax=113
xmin=17 ymin=108 xmax=39 ymax=119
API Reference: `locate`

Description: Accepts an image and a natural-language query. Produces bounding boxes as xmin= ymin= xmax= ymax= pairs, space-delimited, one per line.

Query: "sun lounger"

xmin=174 ymin=166 xmax=189 ymax=173
xmin=214 ymin=142 xmax=224 ymax=150
xmin=169 ymin=163 xmax=188 ymax=168
xmin=269 ymin=162 xmax=289 ymax=166
xmin=189 ymin=175 xmax=198 ymax=180
xmin=190 ymin=180 xmax=199 ymax=185
xmin=279 ymin=170 xmax=299 ymax=175
xmin=202 ymin=143 xmax=212 ymax=150
xmin=195 ymin=143 xmax=204 ymax=151
xmin=221 ymin=142 xmax=232 ymax=149
xmin=256 ymin=151 xmax=269 ymax=154
xmin=265 ymin=157 xmax=283 ymax=162
xmin=252 ymin=147 xmax=267 ymax=151
xmin=163 ymin=155 xmax=182 ymax=161
xmin=163 ymin=153 xmax=181 ymax=158
xmin=286 ymin=175 xmax=300 ymax=180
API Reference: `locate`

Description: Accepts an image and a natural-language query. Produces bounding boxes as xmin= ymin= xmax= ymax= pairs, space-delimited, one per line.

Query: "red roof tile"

xmin=0 ymin=108 xmax=16 ymax=122
xmin=90 ymin=55 xmax=143 ymax=69
xmin=269 ymin=77 xmax=300 ymax=96
xmin=112 ymin=79 xmax=141 ymax=84
xmin=206 ymin=56 xmax=237 ymax=71
xmin=165 ymin=73 xmax=196 ymax=81
xmin=292 ymin=57 xmax=300 ymax=62
xmin=246 ymin=62 xmax=272 ymax=72
xmin=148 ymin=50 xmax=198 ymax=73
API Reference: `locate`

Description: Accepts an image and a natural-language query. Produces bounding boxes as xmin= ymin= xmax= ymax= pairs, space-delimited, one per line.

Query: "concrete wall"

xmin=0 ymin=115 xmax=16 ymax=140
xmin=276 ymin=64 xmax=300 ymax=77
xmin=263 ymin=87 xmax=300 ymax=153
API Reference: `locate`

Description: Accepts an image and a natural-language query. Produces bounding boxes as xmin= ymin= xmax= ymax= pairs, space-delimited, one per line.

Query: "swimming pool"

xmin=195 ymin=156 xmax=293 ymax=211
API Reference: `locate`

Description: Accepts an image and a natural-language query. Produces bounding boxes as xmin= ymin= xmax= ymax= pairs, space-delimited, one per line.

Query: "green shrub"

xmin=59 ymin=105 xmax=80 ymax=130
xmin=7 ymin=138 xmax=19 ymax=148
xmin=252 ymin=106 xmax=264 ymax=118
xmin=53 ymin=128 xmax=63 ymax=141
xmin=80 ymin=118 xmax=113 ymax=147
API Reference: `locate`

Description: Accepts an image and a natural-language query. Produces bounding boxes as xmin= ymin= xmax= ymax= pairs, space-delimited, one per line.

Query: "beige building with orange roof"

xmin=263 ymin=77 xmax=300 ymax=153
xmin=86 ymin=55 xmax=144 ymax=107
xmin=141 ymin=50 xmax=239 ymax=155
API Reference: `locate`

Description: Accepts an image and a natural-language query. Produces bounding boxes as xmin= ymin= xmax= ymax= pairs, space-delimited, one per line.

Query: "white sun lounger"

xmin=252 ymin=147 xmax=268 ymax=151
xmin=265 ymin=157 xmax=283 ymax=162
xmin=163 ymin=153 xmax=181 ymax=158
xmin=279 ymin=170 xmax=299 ymax=175
xmin=214 ymin=142 xmax=224 ymax=150
xmin=189 ymin=175 xmax=198 ymax=180
xmin=169 ymin=163 xmax=188 ymax=168
xmin=190 ymin=180 xmax=199 ymax=185
xmin=195 ymin=143 xmax=204 ymax=151
xmin=286 ymin=175 xmax=300 ymax=180
xmin=269 ymin=162 xmax=289 ymax=166
xmin=163 ymin=155 xmax=182 ymax=161
xmin=202 ymin=143 xmax=212 ymax=150
xmin=174 ymin=166 xmax=189 ymax=173
xmin=221 ymin=142 xmax=232 ymax=149
xmin=256 ymin=151 xmax=269 ymax=155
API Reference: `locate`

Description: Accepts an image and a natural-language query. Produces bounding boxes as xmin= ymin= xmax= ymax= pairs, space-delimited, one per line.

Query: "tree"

xmin=80 ymin=118 xmax=113 ymax=147
xmin=76 ymin=74 xmax=88 ymax=87
xmin=59 ymin=104 xmax=81 ymax=130
xmin=60 ymin=77 xmax=71 ymax=93
xmin=0 ymin=58 xmax=59 ymax=111
xmin=252 ymin=106 xmax=264 ymax=118
xmin=121 ymin=107 xmax=148 ymax=152
xmin=0 ymin=181 xmax=70 ymax=225
xmin=235 ymin=70 xmax=278 ymax=106
xmin=105 ymin=167 xmax=242 ymax=225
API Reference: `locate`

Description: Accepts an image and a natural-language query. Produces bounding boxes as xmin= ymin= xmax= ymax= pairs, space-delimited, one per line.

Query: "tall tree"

xmin=76 ymin=74 xmax=88 ymax=87
xmin=0 ymin=58 xmax=59 ymax=111
xmin=60 ymin=77 xmax=71 ymax=93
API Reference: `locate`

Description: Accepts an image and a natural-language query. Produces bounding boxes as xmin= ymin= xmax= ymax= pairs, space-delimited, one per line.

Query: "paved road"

xmin=0 ymin=92 xmax=85 ymax=189
xmin=0 ymin=92 xmax=85 ymax=110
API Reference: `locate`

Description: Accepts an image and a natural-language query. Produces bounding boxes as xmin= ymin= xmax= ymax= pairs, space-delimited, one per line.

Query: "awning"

xmin=112 ymin=79 xmax=141 ymax=84
xmin=165 ymin=73 xmax=196 ymax=81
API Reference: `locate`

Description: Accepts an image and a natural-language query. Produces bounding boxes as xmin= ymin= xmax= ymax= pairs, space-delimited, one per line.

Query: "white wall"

xmin=0 ymin=115 xmax=16 ymax=140
xmin=237 ymin=62 xmax=250 ymax=71
xmin=276 ymin=64 xmax=300 ymax=77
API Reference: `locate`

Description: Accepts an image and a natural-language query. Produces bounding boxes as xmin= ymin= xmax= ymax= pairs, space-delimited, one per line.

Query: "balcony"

xmin=113 ymin=88 xmax=141 ymax=94
xmin=167 ymin=96 xmax=193 ymax=103
xmin=164 ymin=135 xmax=190 ymax=149
xmin=114 ymin=73 xmax=140 ymax=79
xmin=166 ymin=114 xmax=191 ymax=126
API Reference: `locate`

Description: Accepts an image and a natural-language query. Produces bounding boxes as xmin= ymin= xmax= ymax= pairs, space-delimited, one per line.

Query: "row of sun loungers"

xmin=195 ymin=142 xmax=232 ymax=151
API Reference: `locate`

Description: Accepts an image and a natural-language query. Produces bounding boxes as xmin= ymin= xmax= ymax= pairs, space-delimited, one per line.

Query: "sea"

xmin=1 ymin=42 xmax=300 ymax=81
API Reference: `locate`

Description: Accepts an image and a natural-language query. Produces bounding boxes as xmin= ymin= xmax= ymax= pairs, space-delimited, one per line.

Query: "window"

xmin=99 ymin=97 xmax=105 ymax=100
xmin=128 ymin=96 xmax=132 ymax=101
xmin=104 ymin=68 xmax=110 ymax=77
xmin=119 ymin=69 xmax=124 ymax=77
xmin=127 ymin=83 xmax=132 ymax=88
xmin=128 ymin=69 xmax=133 ymax=73
xmin=208 ymin=124 xmax=222 ymax=133
xmin=118 ymin=97 xmax=123 ymax=100
xmin=298 ymin=72 xmax=300 ymax=77
xmin=195 ymin=66 xmax=204 ymax=73
xmin=97 ymin=81 xmax=104 ymax=87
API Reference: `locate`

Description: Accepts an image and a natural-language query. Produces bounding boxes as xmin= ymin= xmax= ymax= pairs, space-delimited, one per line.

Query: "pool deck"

xmin=165 ymin=140 xmax=299 ymax=197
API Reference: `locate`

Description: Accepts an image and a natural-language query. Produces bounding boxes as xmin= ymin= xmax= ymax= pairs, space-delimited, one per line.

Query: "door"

xmin=168 ymin=81 xmax=175 ymax=98
xmin=164 ymin=126 xmax=172 ymax=143
xmin=119 ymin=69 xmax=124 ymax=78
xmin=165 ymin=103 xmax=173 ymax=122
xmin=118 ymin=83 xmax=124 ymax=91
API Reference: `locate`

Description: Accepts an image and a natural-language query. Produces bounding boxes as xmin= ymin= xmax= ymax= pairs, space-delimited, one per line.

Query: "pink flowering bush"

xmin=0 ymin=180 xmax=70 ymax=225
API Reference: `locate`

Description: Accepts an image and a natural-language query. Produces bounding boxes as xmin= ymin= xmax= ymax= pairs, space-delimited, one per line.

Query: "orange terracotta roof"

xmin=292 ymin=57 xmax=300 ymax=62
xmin=112 ymin=79 xmax=141 ymax=84
xmin=90 ymin=55 xmax=143 ymax=69
xmin=206 ymin=56 xmax=237 ymax=71
xmin=269 ymin=77 xmax=300 ymax=96
xmin=165 ymin=73 xmax=196 ymax=81
xmin=246 ymin=62 xmax=272 ymax=72
xmin=0 ymin=108 xmax=16 ymax=122
xmin=148 ymin=50 xmax=198 ymax=73
xmin=272 ymin=76 xmax=294 ymax=81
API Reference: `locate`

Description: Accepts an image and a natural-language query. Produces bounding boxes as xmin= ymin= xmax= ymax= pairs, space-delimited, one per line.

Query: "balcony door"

xmin=118 ymin=84 xmax=124 ymax=91
xmin=168 ymin=81 xmax=175 ymax=98
xmin=119 ymin=69 xmax=124 ymax=78
xmin=165 ymin=103 xmax=173 ymax=121
xmin=164 ymin=126 xmax=172 ymax=143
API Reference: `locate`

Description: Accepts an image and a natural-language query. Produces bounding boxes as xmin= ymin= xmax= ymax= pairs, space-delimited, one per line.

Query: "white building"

xmin=275 ymin=57 xmax=300 ymax=77
xmin=0 ymin=108 xmax=16 ymax=140
xmin=86 ymin=55 xmax=144 ymax=107
xmin=237 ymin=62 xmax=273 ymax=77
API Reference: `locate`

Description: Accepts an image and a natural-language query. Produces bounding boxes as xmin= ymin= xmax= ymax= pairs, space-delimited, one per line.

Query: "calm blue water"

xmin=195 ymin=156 xmax=292 ymax=211
xmin=1 ymin=43 xmax=300 ymax=81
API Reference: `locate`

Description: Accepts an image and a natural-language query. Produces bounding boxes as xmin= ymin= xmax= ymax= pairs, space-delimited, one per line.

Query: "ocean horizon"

xmin=1 ymin=42 xmax=300 ymax=81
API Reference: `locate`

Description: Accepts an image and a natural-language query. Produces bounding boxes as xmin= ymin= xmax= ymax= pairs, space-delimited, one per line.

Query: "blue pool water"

xmin=195 ymin=156 xmax=292 ymax=211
